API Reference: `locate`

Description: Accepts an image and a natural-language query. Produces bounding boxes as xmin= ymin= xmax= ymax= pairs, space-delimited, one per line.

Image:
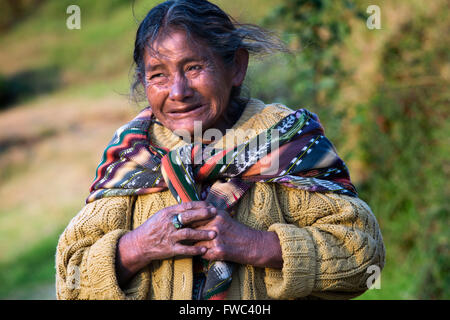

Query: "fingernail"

xmin=209 ymin=231 xmax=216 ymax=238
xmin=201 ymin=247 xmax=207 ymax=253
xmin=210 ymin=208 xmax=217 ymax=214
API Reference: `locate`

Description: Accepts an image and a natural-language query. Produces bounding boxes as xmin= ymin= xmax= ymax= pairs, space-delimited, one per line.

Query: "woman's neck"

xmin=205 ymin=99 xmax=246 ymax=140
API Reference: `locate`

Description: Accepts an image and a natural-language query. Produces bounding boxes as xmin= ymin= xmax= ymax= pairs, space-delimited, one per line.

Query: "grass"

xmin=0 ymin=228 xmax=62 ymax=299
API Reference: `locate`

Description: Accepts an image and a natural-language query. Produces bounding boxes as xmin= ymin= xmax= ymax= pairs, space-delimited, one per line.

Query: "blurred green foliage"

xmin=258 ymin=0 xmax=449 ymax=299
xmin=262 ymin=0 xmax=367 ymax=140
xmin=0 ymin=67 xmax=60 ymax=109
xmin=0 ymin=229 xmax=63 ymax=298
xmin=354 ymin=10 xmax=449 ymax=298
xmin=264 ymin=0 xmax=365 ymax=107
xmin=0 ymin=0 xmax=43 ymax=31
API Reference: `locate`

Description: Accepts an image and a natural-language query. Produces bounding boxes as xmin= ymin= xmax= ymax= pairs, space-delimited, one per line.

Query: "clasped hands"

xmin=116 ymin=201 xmax=282 ymax=286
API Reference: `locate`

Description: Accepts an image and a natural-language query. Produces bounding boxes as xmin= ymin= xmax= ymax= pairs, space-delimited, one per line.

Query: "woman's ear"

xmin=231 ymin=48 xmax=249 ymax=87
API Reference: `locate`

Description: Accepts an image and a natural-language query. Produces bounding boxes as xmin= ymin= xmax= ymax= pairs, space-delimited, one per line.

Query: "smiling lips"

xmin=166 ymin=103 xmax=208 ymax=118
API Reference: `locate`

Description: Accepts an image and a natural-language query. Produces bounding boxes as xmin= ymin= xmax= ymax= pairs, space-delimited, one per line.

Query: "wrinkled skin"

xmin=142 ymin=29 xmax=247 ymax=136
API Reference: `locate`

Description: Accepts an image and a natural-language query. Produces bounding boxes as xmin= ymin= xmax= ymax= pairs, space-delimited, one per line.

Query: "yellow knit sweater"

xmin=56 ymin=99 xmax=385 ymax=300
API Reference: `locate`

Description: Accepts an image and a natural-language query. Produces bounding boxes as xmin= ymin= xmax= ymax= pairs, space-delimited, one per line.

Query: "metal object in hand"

xmin=172 ymin=213 xmax=184 ymax=229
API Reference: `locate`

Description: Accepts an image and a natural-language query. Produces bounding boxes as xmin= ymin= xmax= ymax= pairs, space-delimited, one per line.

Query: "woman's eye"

xmin=150 ymin=73 xmax=163 ymax=80
xmin=187 ymin=65 xmax=202 ymax=72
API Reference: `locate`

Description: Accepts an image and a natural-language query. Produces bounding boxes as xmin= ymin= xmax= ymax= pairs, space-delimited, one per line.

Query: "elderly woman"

xmin=56 ymin=0 xmax=385 ymax=300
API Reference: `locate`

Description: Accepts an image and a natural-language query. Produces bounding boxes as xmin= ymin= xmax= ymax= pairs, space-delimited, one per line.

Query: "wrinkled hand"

xmin=193 ymin=209 xmax=283 ymax=268
xmin=116 ymin=201 xmax=217 ymax=286
xmin=131 ymin=201 xmax=217 ymax=261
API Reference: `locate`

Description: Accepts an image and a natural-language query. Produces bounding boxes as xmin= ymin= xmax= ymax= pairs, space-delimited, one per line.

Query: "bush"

xmin=355 ymin=7 xmax=449 ymax=299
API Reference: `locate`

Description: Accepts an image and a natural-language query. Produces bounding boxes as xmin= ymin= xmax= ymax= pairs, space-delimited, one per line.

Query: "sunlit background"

xmin=0 ymin=0 xmax=448 ymax=299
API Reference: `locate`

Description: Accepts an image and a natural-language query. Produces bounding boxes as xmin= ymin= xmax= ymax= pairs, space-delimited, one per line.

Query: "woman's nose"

xmin=169 ymin=75 xmax=194 ymax=101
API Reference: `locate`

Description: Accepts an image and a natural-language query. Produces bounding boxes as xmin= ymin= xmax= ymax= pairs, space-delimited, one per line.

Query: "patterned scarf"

xmin=87 ymin=106 xmax=357 ymax=299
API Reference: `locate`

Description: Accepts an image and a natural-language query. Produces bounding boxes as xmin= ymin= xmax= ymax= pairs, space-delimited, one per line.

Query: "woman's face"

xmin=143 ymin=30 xmax=244 ymax=135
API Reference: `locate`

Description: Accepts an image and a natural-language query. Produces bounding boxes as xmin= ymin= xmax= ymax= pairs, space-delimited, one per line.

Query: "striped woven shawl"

xmin=87 ymin=106 xmax=357 ymax=299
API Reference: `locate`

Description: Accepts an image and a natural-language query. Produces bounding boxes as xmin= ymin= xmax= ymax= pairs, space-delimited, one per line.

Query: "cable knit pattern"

xmin=56 ymin=197 xmax=151 ymax=300
xmin=56 ymin=99 xmax=385 ymax=300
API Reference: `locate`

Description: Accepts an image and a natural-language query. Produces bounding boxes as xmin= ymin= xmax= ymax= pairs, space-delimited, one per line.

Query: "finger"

xmin=199 ymin=248 xmax=218 ymax=261
xmin=174 ymin=201 xmax=210 ymax=212
xmin=173 ymin=228 xmax=216 ymax=242
xmin=178 ymin=207 xmax=217 ymax=225
xmin=191 ymin=214 xmax=223 ymax=232
xmin=173 ymin=244 xmax=207 ymax=257
xmin=190 ymin=219 xmax=213 ymax=228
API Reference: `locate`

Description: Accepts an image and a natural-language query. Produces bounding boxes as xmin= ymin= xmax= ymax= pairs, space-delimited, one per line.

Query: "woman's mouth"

xmin=166 ymin=104 xmax=208 ymax=119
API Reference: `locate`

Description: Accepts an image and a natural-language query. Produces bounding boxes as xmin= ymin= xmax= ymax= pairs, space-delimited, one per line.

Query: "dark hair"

xmin=131 ymin=0 xmax=288 ymax=108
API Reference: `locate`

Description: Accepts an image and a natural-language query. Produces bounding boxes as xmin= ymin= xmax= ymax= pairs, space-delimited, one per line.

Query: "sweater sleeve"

xmin=264 ymin=185 xmax=385 ymax=299
xmin=55 ymin=196 xmax=151 ymax=300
